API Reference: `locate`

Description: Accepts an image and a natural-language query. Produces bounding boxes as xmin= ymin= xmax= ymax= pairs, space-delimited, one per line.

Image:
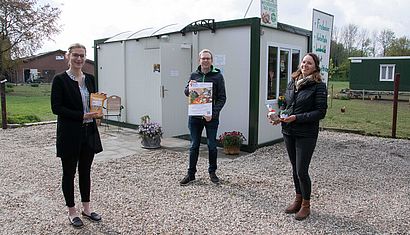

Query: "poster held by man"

xmin=188 ymin=82 xmax=213 ymax=116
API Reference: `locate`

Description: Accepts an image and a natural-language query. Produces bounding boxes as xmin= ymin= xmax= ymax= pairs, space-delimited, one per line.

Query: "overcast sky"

xmin=39 ymin=0 xmax=410 ymax=60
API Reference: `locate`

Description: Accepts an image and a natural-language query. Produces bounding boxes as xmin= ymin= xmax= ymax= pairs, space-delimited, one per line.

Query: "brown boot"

xmin=284 ymin=194 xmax=302 ymax=214
xmin=295 ymin=199 xmax=310 ymax=220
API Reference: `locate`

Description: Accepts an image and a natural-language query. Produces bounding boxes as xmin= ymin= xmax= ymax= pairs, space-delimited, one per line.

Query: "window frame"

xmin=379 ymin=64 xmax=395 ymax=82
xmin=265 ymin=43 xmax=302 ymax=102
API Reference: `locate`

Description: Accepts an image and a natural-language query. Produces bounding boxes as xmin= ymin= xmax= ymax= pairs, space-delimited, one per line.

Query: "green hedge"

xmin=5 ymin=87 xmax=14 ymax=93
xmin=7 ymin=114 xmax=41 ymax=124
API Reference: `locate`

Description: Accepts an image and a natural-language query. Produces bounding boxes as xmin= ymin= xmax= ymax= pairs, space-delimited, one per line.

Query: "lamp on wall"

xmin=160 ymin=35 xmax=170 ymax=41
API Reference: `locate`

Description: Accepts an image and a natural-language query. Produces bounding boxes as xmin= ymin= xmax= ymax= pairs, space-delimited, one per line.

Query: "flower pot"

xmin=223 ymin=145 xmax=240 ymax=155
xmin=141 ymin=135 xmax=161 ymax=149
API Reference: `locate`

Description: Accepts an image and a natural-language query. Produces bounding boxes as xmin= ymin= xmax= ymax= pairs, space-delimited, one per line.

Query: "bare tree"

xmin=357 ymin=29 xmax=372 ymax=56
xmin=386 ymin=36 xmax=410 ymax=56
xmin=370 ymin=30 xmax=378 ymax=56
xmin=0 ymin=0 xmax=61 ymax=80
xmin=341 ymin=24 xmax=359 ymax=55
xmin=332 ymin=26 xmax=340 ymax=44
xmin=378 ymin=29 xmax=395 ymax=56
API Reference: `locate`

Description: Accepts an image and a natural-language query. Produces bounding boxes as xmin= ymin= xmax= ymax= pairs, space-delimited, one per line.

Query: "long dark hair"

xmin=291 ymin=53 xmax=322 ymax=82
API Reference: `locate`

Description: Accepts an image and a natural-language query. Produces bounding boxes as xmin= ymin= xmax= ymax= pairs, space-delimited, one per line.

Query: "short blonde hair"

xmin=67 ymin=43 xmax=86 ymax=54
xmin=199 ymin=49 xmax=213 ymax=59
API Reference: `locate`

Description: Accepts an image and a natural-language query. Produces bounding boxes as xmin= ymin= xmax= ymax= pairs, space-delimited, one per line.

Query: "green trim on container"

xmin=247 ymin=18 xmax=261 ymax=153
xmin=93 ymin=38 xmax=108 ymax=91
xmin=215 ymin=18 xmax=258 ymax=28
xmin=258 ymin=138 xmax=284 ymax=148
xmin=216 ymin=18 xmax=310 ymax=37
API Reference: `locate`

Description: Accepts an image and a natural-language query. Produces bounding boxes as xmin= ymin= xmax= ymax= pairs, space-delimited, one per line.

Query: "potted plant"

xmin=278 ymin=95 xmax=286 ymax=110
xmin=137 ymin=115 xmax=163 ymax=149
xmin=218 ymin=131 xmax=246 ymax=155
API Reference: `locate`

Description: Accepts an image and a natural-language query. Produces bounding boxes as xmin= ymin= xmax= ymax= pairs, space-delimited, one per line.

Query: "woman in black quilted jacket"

xmin=271 ymin=52 xmax=328 ymax=220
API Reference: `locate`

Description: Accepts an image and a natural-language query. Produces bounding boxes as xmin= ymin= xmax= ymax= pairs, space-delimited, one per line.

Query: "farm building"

xmin=349 ymin=56 xmax=410 ymax=92
xmin=94 ymin=17 xmax=312 ymax=152
xmin=12 ymin=50 xmax=94 ymax=83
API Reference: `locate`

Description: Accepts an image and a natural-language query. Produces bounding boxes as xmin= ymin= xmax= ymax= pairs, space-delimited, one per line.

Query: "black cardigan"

xmin=51 ymin=72 xmax=103 ymax=158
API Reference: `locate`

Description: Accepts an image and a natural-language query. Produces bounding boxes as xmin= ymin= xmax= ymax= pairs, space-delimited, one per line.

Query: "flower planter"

xmin=223 ymin=145 xmax=240 ymax=155
xmin=219 ymin=131 xmax=245 ymax=155
xmin=141 ymin=135 xmax=161 ymax=149
xmin=137 ymin=115 xmax=163 ymax=149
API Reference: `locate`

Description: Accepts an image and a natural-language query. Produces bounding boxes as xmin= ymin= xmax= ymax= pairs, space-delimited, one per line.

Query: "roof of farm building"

xmin=102 ymin=18 xmax=311 ymax=43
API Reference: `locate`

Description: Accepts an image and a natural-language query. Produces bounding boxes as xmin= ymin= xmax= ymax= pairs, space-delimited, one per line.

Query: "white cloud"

xmin=39 ymin=0 xmax=410 ymax=60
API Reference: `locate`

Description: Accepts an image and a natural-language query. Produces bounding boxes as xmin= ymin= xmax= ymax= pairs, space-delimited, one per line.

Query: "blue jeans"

xmin=188 ymin=117 xmax=219 ymax=175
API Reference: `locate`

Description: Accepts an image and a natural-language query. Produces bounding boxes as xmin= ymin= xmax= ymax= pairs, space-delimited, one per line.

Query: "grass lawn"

xmin=324 ymin=81 xmax=410 ymax=139
xmin=327 ymin=80 xmax=349 ymax=96
xmin=1 ymin=81 xmax=409 ymax=139
xmin=1 ymin=84 xmax=56 ymax=123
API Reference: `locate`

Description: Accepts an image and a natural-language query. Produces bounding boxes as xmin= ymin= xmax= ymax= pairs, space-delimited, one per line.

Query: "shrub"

xmin=7 ymin=114 xmax=41 ymax=124
xmin=5 ymin=87 xmax=14 ymax=93
xmin=219 ymin=131 xmax=246 ymax=147
xmin=339 ymin=94 xmax=350 ymax=100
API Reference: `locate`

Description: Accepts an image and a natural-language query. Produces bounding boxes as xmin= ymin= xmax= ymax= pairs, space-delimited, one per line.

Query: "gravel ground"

xmin=0 ymin=124 xmax=409 ymax=235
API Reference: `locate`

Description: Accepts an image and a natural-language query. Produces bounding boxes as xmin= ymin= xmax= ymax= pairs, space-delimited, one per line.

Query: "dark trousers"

xmin=61 ymin=126 xmax=95 ymax=207
xmin=188 ymin=117 xmax=219 ymax=175
xmin=283 ymin=134 xmax=317 ymax=200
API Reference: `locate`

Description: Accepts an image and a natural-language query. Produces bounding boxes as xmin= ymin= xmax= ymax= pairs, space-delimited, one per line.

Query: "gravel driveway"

xmin=0 ymin=124 xmax=409 ymax=234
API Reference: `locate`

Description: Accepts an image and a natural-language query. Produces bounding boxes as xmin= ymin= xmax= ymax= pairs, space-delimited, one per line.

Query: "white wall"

xmin=124 ymin=39 xmax=161 ymax=125
xmin=197 ymin=26 xmax=251 ymax=144
xmin=97 ymin=42 xmax=126 ymax=121
xmin=159 ymin=42 xmax=192 ymax=137
xmin=97 ymin=23 xmax=309 ymax=148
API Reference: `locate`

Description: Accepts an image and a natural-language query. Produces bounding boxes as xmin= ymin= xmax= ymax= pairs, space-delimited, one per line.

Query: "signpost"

xmin=392 ymin=73 xmax=400 ymax=138
xmin=312 ymin=9 xmax=334 ymax=85
xmin=260 ymin=0 xmax=278 ymax=28
xmin=1 ymin=79 xmax=7 ymax=129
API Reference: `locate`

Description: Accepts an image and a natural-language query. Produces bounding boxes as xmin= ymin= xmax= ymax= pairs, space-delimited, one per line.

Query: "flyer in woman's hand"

xmin=188 ymin=82 xmax=213 ymax=116
xmin=90 ymin=93 xmax=107 ymax=116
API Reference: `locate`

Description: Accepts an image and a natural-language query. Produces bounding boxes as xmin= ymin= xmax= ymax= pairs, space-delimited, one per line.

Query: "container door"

xmin=160 ymin=43 xmax=192 ymax=137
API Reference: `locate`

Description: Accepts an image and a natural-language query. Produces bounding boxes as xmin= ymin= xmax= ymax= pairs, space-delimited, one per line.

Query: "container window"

xmin=267 ymin=46 xmax=278 ymax=100
xmin=379 ymin=64 xmax=395 ymax=81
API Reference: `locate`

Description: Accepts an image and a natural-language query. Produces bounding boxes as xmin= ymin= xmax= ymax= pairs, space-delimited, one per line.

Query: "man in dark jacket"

xmin=180 ymin=49 xmax=226 ymax=185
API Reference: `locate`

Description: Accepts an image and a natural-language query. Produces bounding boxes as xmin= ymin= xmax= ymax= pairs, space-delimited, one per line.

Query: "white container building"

xmin=94 ymin=17 xmax=311 ymax=152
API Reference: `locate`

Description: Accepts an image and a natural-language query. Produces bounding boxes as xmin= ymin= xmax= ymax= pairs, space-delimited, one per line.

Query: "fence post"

xmin=0 ymin=79 xmax=7 ymax=129
xmin=330 ymin=84 xmax=333 ymax=108
xmin=392 ymin=73 xmax=400 ymax=138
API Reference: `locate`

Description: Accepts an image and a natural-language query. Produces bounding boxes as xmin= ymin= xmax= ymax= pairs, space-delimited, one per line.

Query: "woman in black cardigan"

xmin=51 ymin=43 xmax=103 ymax=228
xmin=270 ymin=53 xmax=328 ymax=220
